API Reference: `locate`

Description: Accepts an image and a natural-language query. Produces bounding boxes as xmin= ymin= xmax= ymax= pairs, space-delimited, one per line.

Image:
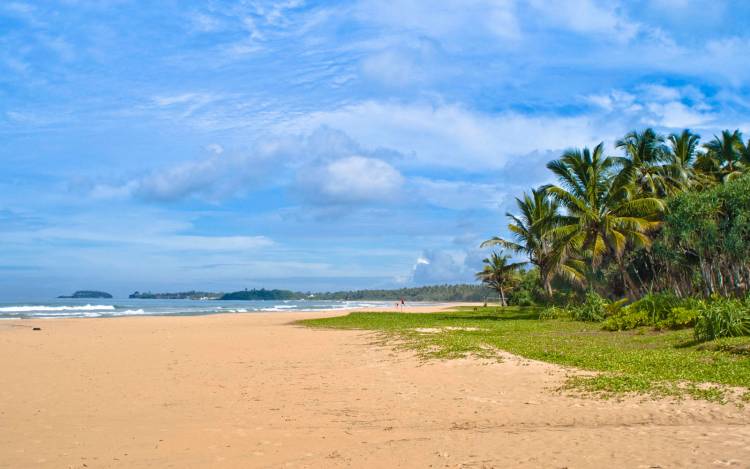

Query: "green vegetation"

xmin=58 ymin=290 xmax=112 ymax=299
xmin=475 ymin=252 xmax=526 ymax=306
xmin=311 ymin=284 xmax=494 ymax=301
xmin=129 ymin=284 xmax=494 ymax=302
xmin=601 ymin=293 xmax=702 ymax=331
xmin=485 ymin=127 xmax=750 ymax=302
xmin=219 ymin=288 xmax=299 ymax=300
xmin=694 ymin=299 xmax=750 ymax=342
xmin=129 ymin=290 xmax=222 ymax=299
xmin=301 ymin=306 xmax=750 ymax=402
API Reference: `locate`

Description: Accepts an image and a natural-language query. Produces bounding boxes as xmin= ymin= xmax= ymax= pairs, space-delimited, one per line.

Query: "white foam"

xmin=111 ymin=309 xmax=147 ymax=316
xmin=31 ymin=312 xmax=103 ymax=318
xmin=0 ymin=304 xmax=116 ymax=312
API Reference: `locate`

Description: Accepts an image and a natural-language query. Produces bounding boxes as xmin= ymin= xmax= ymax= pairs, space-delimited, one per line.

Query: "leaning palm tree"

xmin=615 ymin=128 xmax=669 ymax=196
xmin=545 ymin=143 xmax=665 ymax=297
xmin=481 ymin=188 xmax=583 ymax=297
xmin=475 ymin=251 xmax=526 ymax=307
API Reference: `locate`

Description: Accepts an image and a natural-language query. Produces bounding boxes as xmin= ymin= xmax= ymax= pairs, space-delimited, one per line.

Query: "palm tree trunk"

xmin=617 ymin=258 xmax=639 ymax=299
xmin=499 ymin=287 xmax=506 ymax=307
xmin=543 ymin=278 xmax=553 ymax=298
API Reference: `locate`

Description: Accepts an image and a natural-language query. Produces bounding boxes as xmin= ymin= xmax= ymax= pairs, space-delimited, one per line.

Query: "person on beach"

xmin=400 ymin=297 xmax=405 ymax=311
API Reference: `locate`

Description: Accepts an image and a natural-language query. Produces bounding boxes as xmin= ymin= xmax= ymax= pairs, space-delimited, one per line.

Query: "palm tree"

xmin=664 ymin=129 xmax=700 ymax=193
xmin=615 ymin=128 xmax=668 ymax=196
xmin=545 ymin=143 xmax=665 ymax=297
xmin=481 ymin=188 xmax=583 ymax=297
xmin=704 ymin=129 xmax=744 ymax=178
xmin=475 ymin=251 xmax=526 ymax=307
xmin=741 ymin=138 xmax=750 ymax=167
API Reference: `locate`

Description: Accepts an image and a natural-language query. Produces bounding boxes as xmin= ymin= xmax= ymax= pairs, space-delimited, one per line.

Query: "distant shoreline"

xmin=127 ymin=284 xmax=494 ymax=302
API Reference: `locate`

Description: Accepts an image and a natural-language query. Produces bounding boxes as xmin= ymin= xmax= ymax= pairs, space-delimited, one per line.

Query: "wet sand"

xmin=1 ymin=305 xmax=749 ymax=468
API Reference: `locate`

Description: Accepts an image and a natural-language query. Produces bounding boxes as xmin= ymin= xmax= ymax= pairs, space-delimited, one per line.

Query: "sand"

xmin=1 ymin=304 xmax=749 ymax=468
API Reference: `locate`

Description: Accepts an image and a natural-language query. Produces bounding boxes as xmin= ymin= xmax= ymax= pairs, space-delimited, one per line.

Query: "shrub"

xmin=694 ymin=299 xmax=750 ymax=342
xmin=601 ymin=293 xmax=702 ymax=331
xmin=655 ymin=306 xmax=701 ymax=330
xmin=510 ymin=289 xmax=536 ymax=307
xmin=573 ymin=291 xmax=608 ymax=322
xmin=602 ymin=309 xmax=649 ymax=331
xmin=539 ymin=305 xmax=571 ymax=320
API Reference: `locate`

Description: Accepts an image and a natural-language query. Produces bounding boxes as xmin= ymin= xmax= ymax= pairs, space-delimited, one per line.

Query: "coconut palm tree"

xmin=481 ymin=188 xmax=583 ymax=297
xmin=704 ymin=129 xmax=744 ymax=178
xmin=475 ymin=251 xmax=526 ymax=307
xmin=664 ymin=129 xmax=700 ymax=193
xmin=615 ymin=128 xmax=669 ymax=196
xmin=545 ymin=143 xmax=665 ymax=297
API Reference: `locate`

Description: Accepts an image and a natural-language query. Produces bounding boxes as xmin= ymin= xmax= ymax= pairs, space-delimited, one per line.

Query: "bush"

xmin=510 ymin=289 xmax=536 ymax=307
xmin=601 ymin=293 xmax=702 ymax=331
xmin=655 ymin=306 xmax=701 ymax=330
xmin=694 ymin=299 xmax=750 ymax=342
xmin=602 ymin=309 xmax=649 ymax=331
xmin=573 ymin=291 xmax=608 ymax=322
xmin=539 ymin=305 xmax=571 ymax=320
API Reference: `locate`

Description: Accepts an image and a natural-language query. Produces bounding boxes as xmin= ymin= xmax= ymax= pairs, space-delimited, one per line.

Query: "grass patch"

xmin=300 ymin=306 xmax=750 ymax=402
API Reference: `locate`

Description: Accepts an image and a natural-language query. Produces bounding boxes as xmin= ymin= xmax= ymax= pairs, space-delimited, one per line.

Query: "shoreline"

xmin=0 ymin=302 xmax=482 ymax=323
xmin=2 ymin=303 xmax=748 ymax=467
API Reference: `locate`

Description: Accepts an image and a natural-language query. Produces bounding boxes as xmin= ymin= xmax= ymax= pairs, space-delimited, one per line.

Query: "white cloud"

xmin=528 ymin=0 xmax=639 ymax=42
xmin=412 ymin=178 xmax=504 ymax=211
xmin=188 ymin=12 xmax=223 ymax=33
xmin=298 ymin=155 xmax=404 ymax=205
xmin=355 ymin=0 xmax=521 ymax=43
xmin=284 ymin=101 xmax=609 ymax=170
xmin=643 ymin=101 xmax=714 ymax=129
xmin=91 ymin=149 xmax=274 ymax=202
xmin=323 ymin=156 xmax=403 ymax=200
xmin=150 ymin=93 xmax=223 ymax=119
xmin=585 ymin=84 xmax=717 ymax=130
xmin=89 ymin=127 xmax=371 ymax=203
xmin=411 ymin=248 xmax=485 ymax=285
xmin=0 ymin=209 xmax=274 ymax=253
xmin=361 ymin=50 xmax=423 ymax=86
xmin=205 ymin=143 xmax=224 ymax=155
xmin=585 ymin=90 xmax=639 ymax=112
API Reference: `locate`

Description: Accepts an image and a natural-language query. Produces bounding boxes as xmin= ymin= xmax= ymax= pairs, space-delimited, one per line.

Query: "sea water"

xmin=0 ymin=298 xmax=426 ymax=319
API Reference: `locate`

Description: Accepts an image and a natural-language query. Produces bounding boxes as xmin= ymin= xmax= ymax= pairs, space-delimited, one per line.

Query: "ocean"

xmin=0 ymin=298 xmax=420 ymax=319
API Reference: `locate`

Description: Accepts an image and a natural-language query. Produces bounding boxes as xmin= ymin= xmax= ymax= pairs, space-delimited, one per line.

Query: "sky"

xmin=1 ymin=0 xmax=750 ymax=298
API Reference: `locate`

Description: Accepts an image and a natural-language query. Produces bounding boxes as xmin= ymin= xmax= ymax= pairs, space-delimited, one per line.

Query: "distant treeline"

xmin=129 ymin=284 xmax=493 ymax=302
xmin=311 ymin=284 xmax=493 ymax=301
xmin=129 ymin=290 xmax=222 ymax=300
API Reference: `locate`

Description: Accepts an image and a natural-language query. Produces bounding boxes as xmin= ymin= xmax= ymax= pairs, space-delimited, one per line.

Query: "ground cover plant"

xmin=301 ymin=306 xmax=750 ymax=403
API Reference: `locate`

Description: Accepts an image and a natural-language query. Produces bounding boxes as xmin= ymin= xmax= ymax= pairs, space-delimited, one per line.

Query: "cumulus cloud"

xmin=285 ymin=101 xmax=612 ymax=171
xmin=91 ymin=150 xmax=271 ymax=202
xmin=299 ymin=156 xmax=405 ymax=204
xmin=411 ymin=248 xmax=486 ymax=285
xmin=585 ymin=84 xmax=717 ymax=130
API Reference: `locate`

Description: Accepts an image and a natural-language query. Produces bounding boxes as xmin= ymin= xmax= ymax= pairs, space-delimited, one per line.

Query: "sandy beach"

xmin=1 ymin=305 xmax=749 ymax=468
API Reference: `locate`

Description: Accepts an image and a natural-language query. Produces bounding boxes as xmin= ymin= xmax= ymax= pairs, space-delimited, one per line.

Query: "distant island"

xmin=129 ymin=284 xmax=493 ymax=302
xmin=58 ymin=290 xmax=113 ymax=299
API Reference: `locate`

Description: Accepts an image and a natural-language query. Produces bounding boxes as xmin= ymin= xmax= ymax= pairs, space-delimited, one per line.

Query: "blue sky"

xmin=2 ymin=0 xmax=750 ymax=298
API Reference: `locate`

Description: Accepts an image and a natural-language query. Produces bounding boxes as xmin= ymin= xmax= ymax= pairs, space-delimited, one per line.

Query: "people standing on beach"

xmin=400 ymin=297 xmax=405 ymax=311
